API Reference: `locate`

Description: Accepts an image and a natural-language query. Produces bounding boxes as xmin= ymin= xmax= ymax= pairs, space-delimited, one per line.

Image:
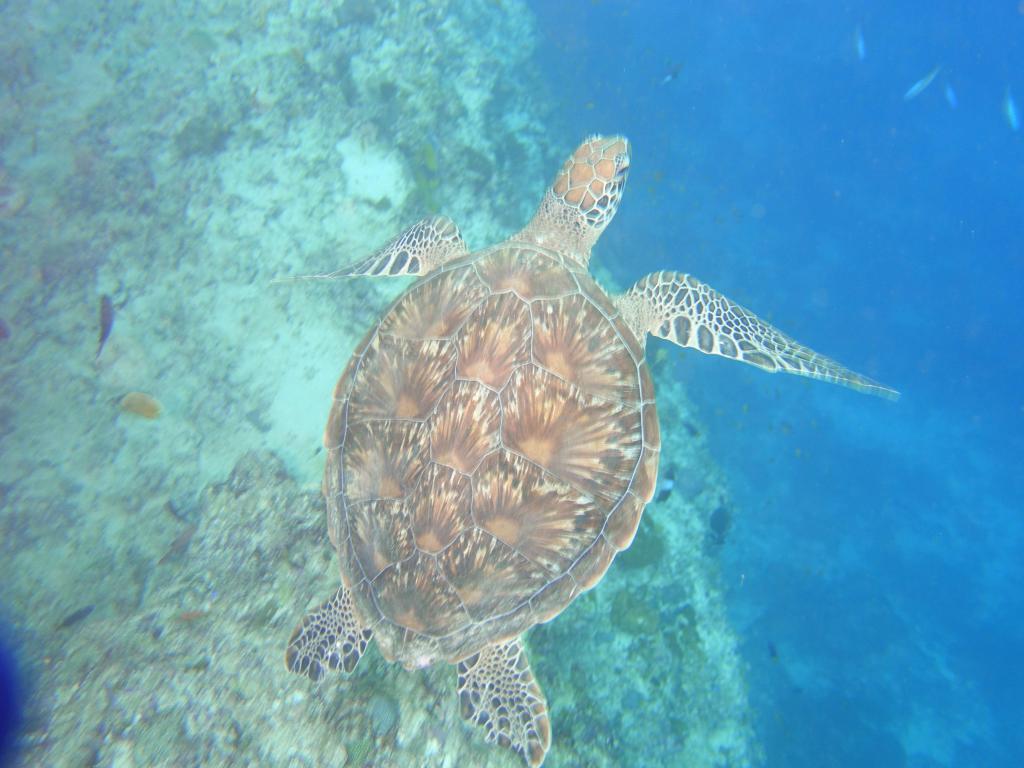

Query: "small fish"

xmin=164 ymin=498 xmax=190 ymax=522
xmin=1004 ymin=87 xmax=1020 ymax=131
xmin=120 ymin=391 xmax=162 ymax=419
xmin=903 ymin=65 xmax=941 ymax=101
xmin=854 ymin=26 xmax=866 ymax=61
xmin=655 ymin=470 xmax=675 ymax=503
xmin=97 ymin=294 xmax=114 ymax=359
xmin=709 ymin=505 xmax=731 ymax=545
xmin=944 ymin=83 xmax=958 ymax=109
xmin=768 ymin=641 xmax=779 ymax=662
xmin=56 ymin=605 xmax=95 ymax=630
xmin=660 ymin=64 xmax=683 ymax=85
xmin=159 ymin=523 xmax=198 ymax=565
xmin=0 ymin=318 xmax=9 ymax=341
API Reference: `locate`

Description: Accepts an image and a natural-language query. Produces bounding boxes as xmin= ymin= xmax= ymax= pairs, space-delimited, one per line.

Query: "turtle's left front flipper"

xmin=615 ymin=270 xmax=899 ymax=399
xmin=280 ymin=215 xmax=468 ymax=281
xmin=457 ymin=638 xmax=551 ymax=767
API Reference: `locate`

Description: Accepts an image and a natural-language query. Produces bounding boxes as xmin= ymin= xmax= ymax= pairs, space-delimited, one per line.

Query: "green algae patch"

xmin=419 ymin=140 xmax=439 ymax=173
xmin=668 ymin=603 xmax=705 ymax=663
xmin=409 ymin=140 xmax=442 ymax=211
xmin=616 ymin=513 xmax=665 ymax=570
xmin=175 ymin=111 xmax=231 ymax=158
xmin=610 ymin=588 xmax=659 ymax=636
xmin=346 ymin=736 xmax=372 ymax=766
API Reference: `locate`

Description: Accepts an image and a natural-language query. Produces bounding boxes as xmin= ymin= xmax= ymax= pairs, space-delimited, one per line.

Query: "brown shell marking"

xmin=474 ymin=247 xmax=578 ymax=300
xmin=342 ymin=420 xmax=429 ymax=501
xmin=603 ymin=491 xmax=646 ymax=550
xmin=455 ymin=292 xmax=532 ymax=390
xmin=532 ymin=293 xmax=640 ymax=403
xmin=373 ymin=551 xmax=469 ymax=636
xmin=348 ymin=336 xmax=456 ymax=420
xmin=569 ymin=534 xmax=616 ymax=591
xmin=430 ymin=379 xmax=501 ymax=473
xmin=439 ymin=527 xmax=551 ymax=621
xmin=529 ymin=573 xmax=578 ymax=624
xmin=630 ymin=443 xmax=659 ymax=504
xmin=501 ymin=366 xmax=642 ymax=506
xmin=471 ymin=450 xmax=603 ymax=574
xmin=328 ymin=255 xmax=657 ymax=660
xmin=379 ymin=266 xmax=488 ymax=338
xmin=408 ymin=463 xmax=473 ymax=553
xmin=349 ymin=499 xmax=413 ymax=579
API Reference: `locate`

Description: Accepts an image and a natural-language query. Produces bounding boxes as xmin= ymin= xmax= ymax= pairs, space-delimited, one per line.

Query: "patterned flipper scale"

xmin=285 ymin=586 xmax=373 ymax=681
xmin=457 ymin=638 xmax=551 ymax=767
xmin=314 ymin=215 xmax=468 ymax=279
xmin=618 ymin=270 xmax=899 ymax=400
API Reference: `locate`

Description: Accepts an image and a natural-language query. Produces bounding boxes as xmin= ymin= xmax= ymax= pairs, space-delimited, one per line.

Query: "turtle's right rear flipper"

xmin=285 ymin=586 xmax=373 ymax=680
xmin=457 ymin=638 xmax=551 ymax=767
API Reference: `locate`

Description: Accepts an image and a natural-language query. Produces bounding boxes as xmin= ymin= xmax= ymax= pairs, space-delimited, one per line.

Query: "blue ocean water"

xmin=533 ymin=1 xmax=1023 ymax=765
xmin=1 ymin=1 xmax=1020 ymax=766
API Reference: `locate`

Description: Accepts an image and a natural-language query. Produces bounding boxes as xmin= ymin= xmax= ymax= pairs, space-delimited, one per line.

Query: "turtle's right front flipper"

xmin=615 ymin=270 xmax=899 ymax=399
xmin=285 ymin=585 xmax=373 ymax=681
xmin=281 ymin=215 xmax=468 ymax=281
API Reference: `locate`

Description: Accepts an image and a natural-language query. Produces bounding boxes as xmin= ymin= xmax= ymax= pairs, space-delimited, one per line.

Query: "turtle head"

xmin=550 ymin=135 xmax=630 ymax=231
xmin=519 ymin=135 xmax=630 ymax=267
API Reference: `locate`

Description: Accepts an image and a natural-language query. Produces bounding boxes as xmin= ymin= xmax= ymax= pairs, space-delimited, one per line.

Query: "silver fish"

xmin=904 ymin=66 xmax=941 ymax=101
xmin=97 ymin=294 xmax=114 ymax=359
xmin=944 ymin=84 xmax=958 ymax=109
xmin=1004 ymin=87 xmax=1019 ymax=131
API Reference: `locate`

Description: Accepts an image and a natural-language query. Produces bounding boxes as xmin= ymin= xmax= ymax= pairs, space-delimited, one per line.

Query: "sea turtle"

xmin=284 ymin=136 xmax=897 ymax=766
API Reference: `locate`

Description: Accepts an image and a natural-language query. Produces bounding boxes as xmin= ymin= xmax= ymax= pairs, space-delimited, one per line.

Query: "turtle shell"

xmin=323 ymin=244 xmax=660 ymax=667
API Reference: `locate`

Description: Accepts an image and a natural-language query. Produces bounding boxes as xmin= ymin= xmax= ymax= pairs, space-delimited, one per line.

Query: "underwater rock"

xmin=338 ymin=0 xmax=379 ymax=26
xmin=368 ymin=693 xmax=400 ymax=738
xmin=616 ymin=513 xmax=665 ymax=570
xmin=673 ymin=468 xmax=706 ymax=499
xmin=0 ymin=170 xmax=26 ymax=218
xmin=708 ymin=504 xmax=732 ymax=546
xmin=668 ymin=603 xmax=703 ymax=660
xmin=175 ymin=112 xmax=231 ymax=158
xmin=0 ymin=1 xmax=758 ymax=765
xmin=610 ymin=589 xmax=660 ymax=636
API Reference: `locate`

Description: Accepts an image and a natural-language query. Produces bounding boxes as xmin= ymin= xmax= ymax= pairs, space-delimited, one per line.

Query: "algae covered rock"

xmin=616 ymin=513 xmax=666 ymax=570
xmin=12 ymin=451 xmax=524 ymax=767
xmin=610 ymin=588 xmax=660 ymax=636
xmin=175 ymin=110 xmax=232 ymax=158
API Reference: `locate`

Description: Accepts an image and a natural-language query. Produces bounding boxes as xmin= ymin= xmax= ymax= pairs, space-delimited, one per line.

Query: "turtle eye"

xmin=613 ymin=154 xmax=629 ymax=181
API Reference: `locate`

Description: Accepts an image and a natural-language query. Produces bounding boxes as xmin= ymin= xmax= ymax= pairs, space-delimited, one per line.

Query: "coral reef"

xmin=0 ymin=0 xmax=755 ymax=765
xmin=0 ymin=169 xmax=26 ymax=218
xmin=10 ymin=451 xmax=521 ymax=765
xmin=7 ymin=432 xmax=754 ymax=767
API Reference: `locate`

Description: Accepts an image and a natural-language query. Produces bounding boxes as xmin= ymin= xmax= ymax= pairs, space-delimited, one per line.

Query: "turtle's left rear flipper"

xmin=457 ymin=638 xmax=551 ymax=767
xmin=615 ymin=270 xmax=899 ymax=400
xmin=285 ymin=586 xmax=373 ymax=681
